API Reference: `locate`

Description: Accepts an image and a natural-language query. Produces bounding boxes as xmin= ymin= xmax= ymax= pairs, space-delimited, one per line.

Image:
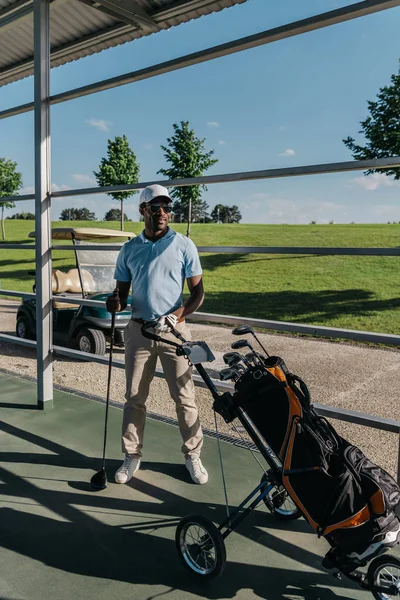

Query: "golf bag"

xmin=232 ymin=355 xmax=400 ymax=555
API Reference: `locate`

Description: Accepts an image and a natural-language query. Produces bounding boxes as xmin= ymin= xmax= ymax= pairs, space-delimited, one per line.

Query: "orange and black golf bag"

xmin=232 ymin=355 xmax=400 ymax=555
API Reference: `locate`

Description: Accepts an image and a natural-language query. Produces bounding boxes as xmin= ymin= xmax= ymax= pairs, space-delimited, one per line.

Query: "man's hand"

xmin=106 ymin=288 xmax=121 ymax=314
xmin=155 ymin=314 xmax=178 ymax=333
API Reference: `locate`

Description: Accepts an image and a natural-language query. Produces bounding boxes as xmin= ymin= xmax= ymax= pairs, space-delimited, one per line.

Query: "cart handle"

xmin=140 ymin=320 xmax=182 ymax=348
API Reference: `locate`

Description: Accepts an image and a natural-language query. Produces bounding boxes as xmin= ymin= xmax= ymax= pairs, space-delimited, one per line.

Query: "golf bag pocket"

xmin=343 ymin=443 xmax=400 ymax=517
xmin=282 ymin=418 xmax=370 ymax=537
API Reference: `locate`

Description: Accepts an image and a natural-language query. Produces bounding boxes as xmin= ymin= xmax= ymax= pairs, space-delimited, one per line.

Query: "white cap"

xmin=139 ymin=184 xmax=171 ymax=206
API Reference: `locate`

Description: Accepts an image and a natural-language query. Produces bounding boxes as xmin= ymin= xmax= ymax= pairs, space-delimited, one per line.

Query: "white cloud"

xmin=279 ymin=149 xmax=295 ymax=157
xmin=239 ymin=196 xmax=344 ymax=224
xmin=51 ymin=183 xmax=70 ymax=192
xmin=207 ymin=121 xmax=220 ymax=128
xmin=218 ymin=140 xmax=226 ymax=145
xmin=20 ymin=186 xmax=35 ymax=195
xmin=351 ymin=172 xmax=399 ymax=191
xmin=85 ymin=118 xmax=112 ymax=132
xmin=19 ymin=184 xmax=70 ymax=194
xmin=72 ymin=174 xmax=96 ymax=186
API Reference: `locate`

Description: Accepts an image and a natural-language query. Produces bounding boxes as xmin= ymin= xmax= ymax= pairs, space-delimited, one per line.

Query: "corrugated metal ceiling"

xmin=0 ymin=0 xmax=247 ymax=87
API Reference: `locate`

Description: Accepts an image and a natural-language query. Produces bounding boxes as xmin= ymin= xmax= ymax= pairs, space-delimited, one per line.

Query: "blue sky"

xmin=0 ymin=0 xmax=400 ymax=224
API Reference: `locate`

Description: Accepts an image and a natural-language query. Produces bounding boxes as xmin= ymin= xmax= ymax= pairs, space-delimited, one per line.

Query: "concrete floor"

xmin=0 ymin=372 xmax=398 ymax=600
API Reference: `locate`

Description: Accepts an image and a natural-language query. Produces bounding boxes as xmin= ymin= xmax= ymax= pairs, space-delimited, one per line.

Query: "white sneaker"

xmin=185 ymin=456 xmax=208 ymax=485
xmin=115 ymin=455 xmax=141 ymax=484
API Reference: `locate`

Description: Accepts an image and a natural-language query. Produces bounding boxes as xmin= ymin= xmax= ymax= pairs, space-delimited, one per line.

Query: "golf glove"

xmin=155 ymin=314 xmax=178 ymax=333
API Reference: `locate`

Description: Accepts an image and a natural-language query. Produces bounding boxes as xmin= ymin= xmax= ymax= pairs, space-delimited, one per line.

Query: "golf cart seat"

xmin=52 ymin=269 xmax=96 ymax=309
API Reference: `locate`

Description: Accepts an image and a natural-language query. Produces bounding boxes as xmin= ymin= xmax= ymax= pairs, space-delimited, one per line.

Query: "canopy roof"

xmin=0 ymin=0 xmax=246 ymax=87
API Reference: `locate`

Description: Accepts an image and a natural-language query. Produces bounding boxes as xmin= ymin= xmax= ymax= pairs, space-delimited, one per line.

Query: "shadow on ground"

xmin=201 ymin=289 xmax=400 ymax=324
xmin=0 ymin=419 xmax=359 ymax=600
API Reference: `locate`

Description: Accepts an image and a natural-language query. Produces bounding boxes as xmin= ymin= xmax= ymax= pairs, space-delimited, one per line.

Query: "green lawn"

xmin=1 ymin=220 xmax=400 ymax=335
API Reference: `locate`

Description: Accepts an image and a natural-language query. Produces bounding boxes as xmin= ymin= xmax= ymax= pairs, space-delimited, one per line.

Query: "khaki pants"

xmin=122 ymin=319 xmax=203 ymax=459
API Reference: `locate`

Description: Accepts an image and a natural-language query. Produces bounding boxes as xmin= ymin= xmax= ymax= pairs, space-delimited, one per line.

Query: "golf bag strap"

xmin=140 ymin=321 xmax=181 ymax=348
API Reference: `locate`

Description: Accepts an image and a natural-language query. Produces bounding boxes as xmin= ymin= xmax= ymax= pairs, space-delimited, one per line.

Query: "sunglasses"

xmin=147 ymin=203 xmax=172 ymax=214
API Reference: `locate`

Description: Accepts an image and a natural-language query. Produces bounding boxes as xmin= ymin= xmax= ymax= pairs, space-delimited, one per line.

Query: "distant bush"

xmin=7 ymin=212 xmax=35 ymax=220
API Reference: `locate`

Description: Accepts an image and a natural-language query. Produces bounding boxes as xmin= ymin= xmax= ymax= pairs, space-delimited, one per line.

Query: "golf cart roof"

xmin=28 ymin=228 xmax=136 ymax=241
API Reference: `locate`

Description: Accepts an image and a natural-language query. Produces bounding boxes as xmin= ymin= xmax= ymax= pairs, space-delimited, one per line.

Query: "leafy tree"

xmin=7 ymin=211 xmax=35 ymax=220
xmin=94 ymin=135 xmax=140 ymax=231
xmin=104 ymin=208 xmax=130 ymax=222
xmin=343 ymin=67 xmax=400 ymax=181
xmin=210 ymin=204 xmax=242 ymax=223
xmin=60 ymin=207 xmax=96 ymax=221
xmin=172 ymin=198 xmax=211 ymax=223
xmin=0 ymin=157 xmax=23 ymax=240
xmin=226 ymin=205 xmax=242 ymax=224
xmin=158 ymin=121 xmax=218 ymax=237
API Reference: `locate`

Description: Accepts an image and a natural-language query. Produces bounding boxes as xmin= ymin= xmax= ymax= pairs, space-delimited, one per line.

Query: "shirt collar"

xmin=139 ymin=227 xmax=176 ymax=243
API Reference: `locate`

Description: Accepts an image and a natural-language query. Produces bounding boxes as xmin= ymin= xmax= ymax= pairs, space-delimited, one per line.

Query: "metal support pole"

xmin=34 ymin=0 xmax=53 ymax=410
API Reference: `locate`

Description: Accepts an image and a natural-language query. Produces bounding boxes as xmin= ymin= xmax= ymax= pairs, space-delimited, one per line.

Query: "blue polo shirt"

xmin=114 ymin=227 xmax=203 ymax=320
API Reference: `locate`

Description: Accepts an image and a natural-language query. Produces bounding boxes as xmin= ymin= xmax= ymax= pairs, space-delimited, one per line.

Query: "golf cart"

xmin=16 ymin=227 xmax=134 ymax=355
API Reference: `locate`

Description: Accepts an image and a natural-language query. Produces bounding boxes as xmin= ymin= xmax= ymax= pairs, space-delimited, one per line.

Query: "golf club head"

xmin=231 ymin=339 xmax=251 ymax=351
xmin=90 ymin=467 xmax=107 ymax=491
xmin=235 ymin=364 xmax=247 ymax=375
xmin=219 ymin=367 xmax=235 ymax=381
xmin=245 ymin=351 xmax=264 ymax=366
xmin=232 ymin=325 xmax=254 ymax=336
xmin=230 ymin=366 xmax=244 ymax=381
xmin=223 ymin=351 xmax=242 ymax=366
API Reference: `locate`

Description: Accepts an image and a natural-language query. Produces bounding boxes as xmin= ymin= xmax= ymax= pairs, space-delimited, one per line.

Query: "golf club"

xmin=219 ymin=367 xmax=236 ymax=381
xmin=232 ymin=325 xmax=270 ymax=357
xmin=245 ymin=351 xmax=263 ymax=366
xmin=90 ymin=290 xmax=117 ymax=491
xmin=223 ymin=350 xmax=252 ymax=368
xmin=231 ymin=339 xmax=251 ymax=351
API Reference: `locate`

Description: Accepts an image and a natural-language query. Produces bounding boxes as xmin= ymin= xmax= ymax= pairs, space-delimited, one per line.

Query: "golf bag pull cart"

xmin=141 ymin=322 xmax=400 ymax=598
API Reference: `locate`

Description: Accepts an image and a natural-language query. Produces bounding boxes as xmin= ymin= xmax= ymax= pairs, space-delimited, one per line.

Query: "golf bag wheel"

xmin=261 ymin=475 xmax=302 ymax=521
xmin=176 ymin=514 xmax=226 ymax=579
xmin=76 ymin=328 xmax=106 ymax=355
xmin=367 ymin=555 xmax=400 ymax=600
xmin=16 ymin=315 xmax=34 ymax=340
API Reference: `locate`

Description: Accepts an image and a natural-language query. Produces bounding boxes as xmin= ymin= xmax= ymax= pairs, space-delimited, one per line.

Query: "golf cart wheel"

xmin=261 ymin=475 xmax=302 ymax=521
xmin=367 ymin=554 xmax=400 ymax=599
xmin=176 ymin=514 xmax=226 ymax=579
xmin=76 ymin=328 xmax=106 ymax=355
xmin=16 ymin=315 xmax=34 ymax=340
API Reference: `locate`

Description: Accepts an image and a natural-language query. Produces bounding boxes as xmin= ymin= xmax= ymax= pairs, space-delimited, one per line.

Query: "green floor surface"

xmin=0 ymin=373 xmax=395 ymax=600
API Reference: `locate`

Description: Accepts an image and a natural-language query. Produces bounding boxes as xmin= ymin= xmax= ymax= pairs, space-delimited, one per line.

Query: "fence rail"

xmin=2 ymin=156 xmax=400 ymax=203
xmin=2 ymin=290 xmax=400 ymax=346
xmin=0 ymin=330 xmax=398 ymax=482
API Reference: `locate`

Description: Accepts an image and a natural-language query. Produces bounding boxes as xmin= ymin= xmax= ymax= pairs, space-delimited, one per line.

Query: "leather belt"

xmin=131 ymin=317 xmax=185 ymax=325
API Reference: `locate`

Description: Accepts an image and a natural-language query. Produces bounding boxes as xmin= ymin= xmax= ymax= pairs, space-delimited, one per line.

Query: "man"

xmin=106 ymin=183 xmax=208 ymax=485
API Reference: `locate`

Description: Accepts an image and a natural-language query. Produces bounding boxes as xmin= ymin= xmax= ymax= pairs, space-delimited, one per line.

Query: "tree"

xmin=0 ymin=157 xmax=23 ymax=240
xmin=94 ymin=135 xmax=140 ymax=231
xmin=172 ymin=198 xmax=211 ymax=223
xmin=210 ymin=204 xmax=242 ymax=223
xmin=226 ymin=205 xmax=242 ymax=224
xmin=60 ymin=207 xmax=96 ymax=221
xmin=104 ymin=208 xmax=130 ymax=222
xmin=7 ymin=212 xmax=35 ymax=220
xmin=343 ymin=67 xmax=400 ymax=181
xmin=158 ymin=121 xmax=218 ymax=237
